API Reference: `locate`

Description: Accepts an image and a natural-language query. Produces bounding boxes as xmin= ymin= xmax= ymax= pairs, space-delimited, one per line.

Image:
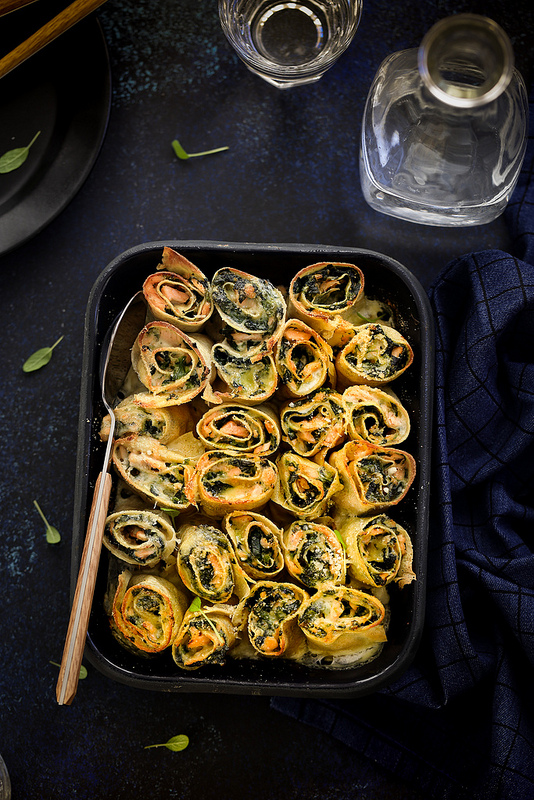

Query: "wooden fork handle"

xmin=56 ymin=470 xmax=112 ymax=705
xmin=0 ymin=0 xmax=108 ymax=79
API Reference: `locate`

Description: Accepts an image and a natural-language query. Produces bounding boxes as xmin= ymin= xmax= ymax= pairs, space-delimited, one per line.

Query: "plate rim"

xmin=0 ymin=15 xmax=111 ymax=257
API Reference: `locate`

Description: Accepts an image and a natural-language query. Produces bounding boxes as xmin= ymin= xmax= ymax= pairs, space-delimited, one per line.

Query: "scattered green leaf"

xmin=144 ymin=734 xmax=189 ymax=752
xmin=187 ymin=596 xmax=219 ymax=636
xmin=33 ymin=500 xmax=61 ymax=543
xmin=356 ymin=311 xmax=373 ymax=323
xmin=172 ymin=138 xmax=229 ymax=161
xmin=187 ymin=596 xmax=202 ymax=614
xmin=50 ymin=661 xmax=87 ymax=679
xmin=334 ymin=529 xmax=347 ymax=551
xmin=23 ymin=335 xmax=64 ymax=373
xmin=0 ymin=131 xmax=41 ymax=174
xmin=161 ymin=507 xmax=182 ymax=521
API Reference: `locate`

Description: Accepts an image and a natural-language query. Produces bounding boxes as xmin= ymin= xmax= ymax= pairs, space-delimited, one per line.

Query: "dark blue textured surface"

xmin=0 ymin=0 xmax=533 ymax=797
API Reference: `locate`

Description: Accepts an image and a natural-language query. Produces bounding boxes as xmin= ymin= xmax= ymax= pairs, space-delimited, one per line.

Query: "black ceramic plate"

xmin=73 ymin=240 xmax=435 ymax=698
xmin=0 ymin=9 xmax=111 ymax=256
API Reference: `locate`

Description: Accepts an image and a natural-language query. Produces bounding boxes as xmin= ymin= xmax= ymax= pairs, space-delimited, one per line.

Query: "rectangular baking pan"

xmin=72 ymin=240 xmax=434 ymax=697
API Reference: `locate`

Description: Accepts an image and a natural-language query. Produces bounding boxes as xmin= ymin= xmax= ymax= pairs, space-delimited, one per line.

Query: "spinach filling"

xmin=353 ymin=405 xmax=394 ymax=442
xmin=252 ymin=588 xmax=300 ymax=637
xmin=212 ymin=269 xmax=284 ymax=333
xmin=294 ymin=265 xmax=362 ymax=310
xmin=247 ymin=526 xmax=277 ymax=569
xmin=287 ymin=471 xmax=320 ymax=508
xmin=295 ymin=533 xmax=337 ymax=583
xmin=348 ymin=326 xmax=409 ymax=378
xmin=155 ymin=351 xmax=193 ymax=385
xmin=357 ymin=455 xmax=406 ymax=503
xmin=203 ymin=477 xmax=232 ymax=496
xmin=141 ymin=419 xmax=164 ymax=437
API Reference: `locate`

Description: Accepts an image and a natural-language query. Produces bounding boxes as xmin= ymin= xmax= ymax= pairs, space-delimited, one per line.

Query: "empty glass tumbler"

xmin=359 ymin=14 xmax=529 ymax=226
xmin=219 ymin=0 xmax=362 ymax=88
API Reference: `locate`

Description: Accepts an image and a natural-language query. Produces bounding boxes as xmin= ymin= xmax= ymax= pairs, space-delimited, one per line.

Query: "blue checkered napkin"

xmin=271 ymin=96 xmax=534 ymax=800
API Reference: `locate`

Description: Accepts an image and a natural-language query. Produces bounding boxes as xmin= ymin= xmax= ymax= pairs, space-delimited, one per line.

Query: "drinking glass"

xmin=219 ymin=0 xmax=362 ymax=88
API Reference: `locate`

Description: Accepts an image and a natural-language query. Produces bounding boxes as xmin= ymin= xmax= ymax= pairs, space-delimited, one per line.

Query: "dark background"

xmin=1 ymin=0 xmax=532 ymax=797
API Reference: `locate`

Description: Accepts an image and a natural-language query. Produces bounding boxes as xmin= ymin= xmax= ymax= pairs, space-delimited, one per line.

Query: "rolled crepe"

xmin=335 ymin=323 xmax=413 ymax=387
xmin=274 ymin=318 xmax=335 ymax=397
xmin=329 ymin=441 xmax=416 ymax=516
xmin=288 ymin=262 xmax=364 ymax=346
xmin=196 ymin=403 xmax=281 ymax=456
xmin=186 ymin=450 xmax=277 ymax=517
xmin=171 ymin=602 xmax=238 ymax=670
xmin=204 ymin=344 xmax=278 ymax=406
xmin=341 ymin=513 xmax=416 ymax=588
xmin=111 ymin=571 xmax=188 ymax=654
xmin=271 ymin=452 xmax=342 ymax=519
xmin=211 ymin=267 xmax=286 ymax=347
xmin=298 ymin=583 xmax=387 ymax=657
xmin=279 ymin=388 xmax=346 ymax=461
xmin=111 ymin=434 xmax=194 ymax=510
xmin=103 ymin=508 xmax=177 ymax=567
xmin=234 ymin=581 xmax=309 ymax=658
xmin=100 ymin=397 xmax=195 ymax=444
xmin=176 ymin=522 xmax=249 ymax=602
xmin=131 ymin=321 xmax=212 ymax=407
xmin=142 ymin=247 xmax=213 ymax=331
xmin=222 ymin=510 xmax=284 ymax=580
xmin=282 ymin=520 xmax=346 ymax=589
xmin=342 ymin=385 xmax=410 ymax=447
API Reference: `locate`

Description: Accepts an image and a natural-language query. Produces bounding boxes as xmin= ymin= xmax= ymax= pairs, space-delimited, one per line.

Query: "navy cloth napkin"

xmin=271 ymin=98 xmax=534 ymax=799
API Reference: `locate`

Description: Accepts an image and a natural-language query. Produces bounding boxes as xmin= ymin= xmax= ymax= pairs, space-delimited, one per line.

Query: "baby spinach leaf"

xmin=145 ymin=734 xmax=189 ymax=751
xmin=0 ymin=131 xmax=41 ymax=174
xmin=23 ymin=335 xmax=63 ymax=373
xmin=33 ymin=500 xmax=61 ymax=543
xmin=187 ymin=596 xmax=202 ymax=614
xmin=172 ymin=138 xmax=228 ymax=160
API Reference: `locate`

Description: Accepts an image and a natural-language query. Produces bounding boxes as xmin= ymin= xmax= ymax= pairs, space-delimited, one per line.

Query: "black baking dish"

xmin=72 ymin=240 xmax=434 ymax=697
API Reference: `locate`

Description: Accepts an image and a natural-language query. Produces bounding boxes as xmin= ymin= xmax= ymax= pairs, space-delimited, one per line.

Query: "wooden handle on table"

xmin=0 ymin=0 xmax=108 ymax=79
xmin=56 ymin=470 xmax=112 ymax=706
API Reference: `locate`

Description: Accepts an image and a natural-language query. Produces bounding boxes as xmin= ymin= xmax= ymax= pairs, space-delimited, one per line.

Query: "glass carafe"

xmin=359 ymin=14 xmax=529 ymax=226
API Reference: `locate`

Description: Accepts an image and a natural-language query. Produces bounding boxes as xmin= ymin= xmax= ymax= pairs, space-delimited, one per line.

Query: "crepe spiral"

xmin=171 ymin=602 xmax=238 ymax=670
xmin=111 ymin=571 xmax=188 ymax=654
xmin=335 ymin=322 xmax=413 ymax=387
xmin=298 ymin=583 xmax=387 ymax=657
xmin=103 ymin=508 xmax=177 ymax=567
xmin=235 ymin=581 xmax=309 ymax=659
xmin=131 ymin=320 xmax=212 ymax=407
xmin=142 ymin=247 xmax=213 ymax=331
xmin=111 ymin=434 xmax=194 ymax=511
xmin=196 ymin=403 xmax=281 ymax=456
xmin=342 ymin=385 xmax=410 ymax=447
xmin=282 ymin=520 xmax=346 ymax=589
xmin=177 ymin=523 xmax=249 ymax=603
xmin=186 ymin=450 xmax=278 ymax=517
xmin=329 ymin=440 xmax=416 ymax=516
xmin=271 ymin=451 xmax=342 ymax=519
xmin=279 ymin=388 xmax=346 ymax=461
xmin=340 ymin=513 xmax=416 ymax=588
